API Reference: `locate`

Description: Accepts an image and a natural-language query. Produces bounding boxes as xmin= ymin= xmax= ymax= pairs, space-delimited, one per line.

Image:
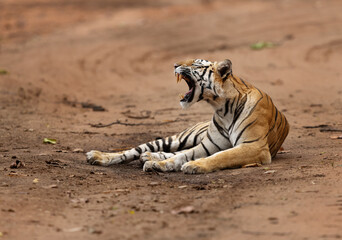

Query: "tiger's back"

xmin=242 ymin=85 xmax=290 ymax=158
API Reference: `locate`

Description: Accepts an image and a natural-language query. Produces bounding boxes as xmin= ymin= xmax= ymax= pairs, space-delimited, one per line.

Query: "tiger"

xmin=86 ymin=59 xmax=289 ymax=174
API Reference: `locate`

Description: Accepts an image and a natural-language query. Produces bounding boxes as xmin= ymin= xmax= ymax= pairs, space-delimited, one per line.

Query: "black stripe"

xmin=269 ymin=114 xmax=286 ymax=155
xmin=146 ymin=142 xmax=155 ymax=152
xmin=167 ymin=136 xmax=172 ymax=152
xmin=185 ymin=154 xmax=189 ymax=162
xmin=261 ymin=142 xmax=268 ymax=148
xmin=178 ymin=129 xmax=188 ymax=141
xmin=263 ymin=104 xmax=276 ymax=139
xmin=213 ymin=84 xmax=218 ymax=96
xmin=235 ymin=96 xmax=263 ymax=129
xmin=200 ymin=142 xmax=210 ymax=156
xmin=240 ymin=78 xmax=249 ymax=89
xmin=191 ymin=150 xmax=195 ymax=160
xmin=222 ymin=74 xmax=229 ymax=81
xmin=234 ymin=119 xmax=257 ymax=146
xmin=255 ymin=87 xmax=263 ymax=97
xmin=278 ymin=114 xmax=283 ymax=129
xmin=213 ymin=115 xmax=230 ymax=140
xmin=201 ymin=66 xmax=208 ymax=78
xmin=177 ymin=132 xmax=192 ymax=151
xmin=207 ymin=132 xmax=222 ymax=150
xmin=230 ymin=97 xmax=236 ymax=114
xmin=162 ymin=137 xmax=172 ymax=152
xmin=224 ymin=99 xmax=231 ymax=116
xmin=197 ymin=85 xmax=204 ymax=101
xmin=274 ymin=107 xmax=279 ymax=122
xmin=123 ymin=154 xmax=127 ymax=161
xmin=193 ymin=71 xmax=201 ymax=80
xmin=231 ymin=81 xmax=242 ymax=95
xmin=155 ymin=140 xmax=160 ymax=151
xmin=207 ymin=81 xmax=212 ymax=90
xmin=193 ymin=127 xmax=209 ymax=145
xmin=233 ymin=75 xmax=248 ymax=89
xmin=135 ymin=147 xmax=142 ymax=154
xmin=271 ymin=122 xmax=288 ymax=157
xmin=269 ymin=141 xmax=277 ymax=155
xmin=228 ymin=95 xmax=247 ymax=133
xmin=208 ymin=70 xmax=213 ymax=80
xmin=242 ymin=137 xmax=261 ymax=144
xmin=266 ymin=106 xmax=278 ymax=137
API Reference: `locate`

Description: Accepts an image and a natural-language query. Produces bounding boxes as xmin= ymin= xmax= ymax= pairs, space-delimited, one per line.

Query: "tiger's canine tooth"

xmin=176 ymin=73 xmax=182 ymax=83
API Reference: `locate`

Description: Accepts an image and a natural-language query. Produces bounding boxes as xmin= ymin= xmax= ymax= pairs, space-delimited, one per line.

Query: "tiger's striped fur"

xmin=86 ymin=59 xmax=289 ymax=174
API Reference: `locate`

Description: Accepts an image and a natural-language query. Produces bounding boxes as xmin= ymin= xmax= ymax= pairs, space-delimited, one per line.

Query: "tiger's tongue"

xmin=186 ymin=88 xmax=193 ymax=95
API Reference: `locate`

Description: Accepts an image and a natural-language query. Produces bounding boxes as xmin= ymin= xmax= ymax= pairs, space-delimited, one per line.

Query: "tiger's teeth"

xmin=176 ymin=73 xmax=181 ymax=83
xmin=179 ymin=94 xmax=184 ymax=99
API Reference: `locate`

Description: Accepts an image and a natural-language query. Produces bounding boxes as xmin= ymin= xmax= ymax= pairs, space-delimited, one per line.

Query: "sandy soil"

xmin=0 ymin=0 xmax=342 ymax=239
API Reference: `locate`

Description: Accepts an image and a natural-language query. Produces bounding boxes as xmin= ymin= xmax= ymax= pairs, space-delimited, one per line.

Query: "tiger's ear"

xmin=217 ymin=59 xmax=232 ymax=81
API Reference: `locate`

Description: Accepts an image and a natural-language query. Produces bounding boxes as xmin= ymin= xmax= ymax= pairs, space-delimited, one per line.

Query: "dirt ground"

xmin=0 ymin=0 xmax=342 ymax=239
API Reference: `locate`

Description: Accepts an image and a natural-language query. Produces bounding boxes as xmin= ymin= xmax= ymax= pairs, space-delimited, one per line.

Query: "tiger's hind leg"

xmin=181 ymin=141 xmax=271 ymax=174
xmin=86 ymin=121 xmax=209 ymax=167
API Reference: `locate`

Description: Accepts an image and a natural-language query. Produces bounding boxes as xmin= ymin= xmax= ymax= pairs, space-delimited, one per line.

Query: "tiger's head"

xmin=174 ymin=59 xmax=232 ymax=109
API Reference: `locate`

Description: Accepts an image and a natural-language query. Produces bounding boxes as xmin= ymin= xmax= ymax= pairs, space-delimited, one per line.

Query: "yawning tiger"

xmin=86 ymin=59 xmax=289 ymax=174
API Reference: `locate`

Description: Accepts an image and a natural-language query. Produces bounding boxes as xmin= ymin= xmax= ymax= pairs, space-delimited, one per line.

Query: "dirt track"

xmin=0 ymin=0 xmax=342 ymax=239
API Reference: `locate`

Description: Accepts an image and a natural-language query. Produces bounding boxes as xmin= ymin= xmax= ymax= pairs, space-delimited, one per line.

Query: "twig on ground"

xmin=90 ymin=119 xmax=185 ymax=128
xmin=303 ymin=124 xmax=329 ymax=129
xmin=121 ymin=110 xmax=152 ymax=119
xmin=302 ymin=124 xmax=342 ymax=132
xmin=320 ymin=129 xmax=342 ymax=133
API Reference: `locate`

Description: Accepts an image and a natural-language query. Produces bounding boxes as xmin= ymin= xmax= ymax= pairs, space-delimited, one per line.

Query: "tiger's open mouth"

xmin=176 ymin=72 xmax=195 ymax=103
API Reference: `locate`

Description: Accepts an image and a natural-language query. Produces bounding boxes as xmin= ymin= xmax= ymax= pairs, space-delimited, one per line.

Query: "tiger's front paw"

xmin=86 ymin=150 xmax=106 ymax=165
xmin=86 ymin=150 xmax=122 ymax=166
xmin=181 ymin=161 xmax=209 ymax=174
xmin=143 ymin=160 xmax=178 ymax=172
xmin=140 ymin=152 xmax=152 ymax=163
xmin=140 ymin=152 xmax=162 ymax=163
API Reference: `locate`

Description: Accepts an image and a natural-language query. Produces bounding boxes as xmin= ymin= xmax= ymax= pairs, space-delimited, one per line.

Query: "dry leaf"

xmin=63 ymin=227 xmax=83 ymax=233
xmin=264 ymin=170 xmax=276 ymax=174
xmin=330 ymin=135 xmax=342 ymax=139
xmin=128 ymin=210 xmax=135 ymax=215
xmin=72 ymin=148 xmax=84 ymax=153
xmin=71 ymin=198 xmax=89 ymax=204
xmin=43 ymin=138 xmax=57 ymax=144
xmin=250 ymin=41 xmax=277 ymax=50
xmin=278 ymin=150 xmax=291 ymax=154
xmin=42 ymin=184 xmax=58 ymax=189
xmin=148 ymin=182 xmax=160 ymax=186
xmin=242 ymin=163 xmax=262 ymax=168
xmin=0 ymin=69 xmax=8 ymax=75
xmin=171 ymin=206 xmax=196 ymax=215
xmin=114 ymin=188 xmax=130 ymax=193
xmin=33 ymin=178 xmax=39 ymax=183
